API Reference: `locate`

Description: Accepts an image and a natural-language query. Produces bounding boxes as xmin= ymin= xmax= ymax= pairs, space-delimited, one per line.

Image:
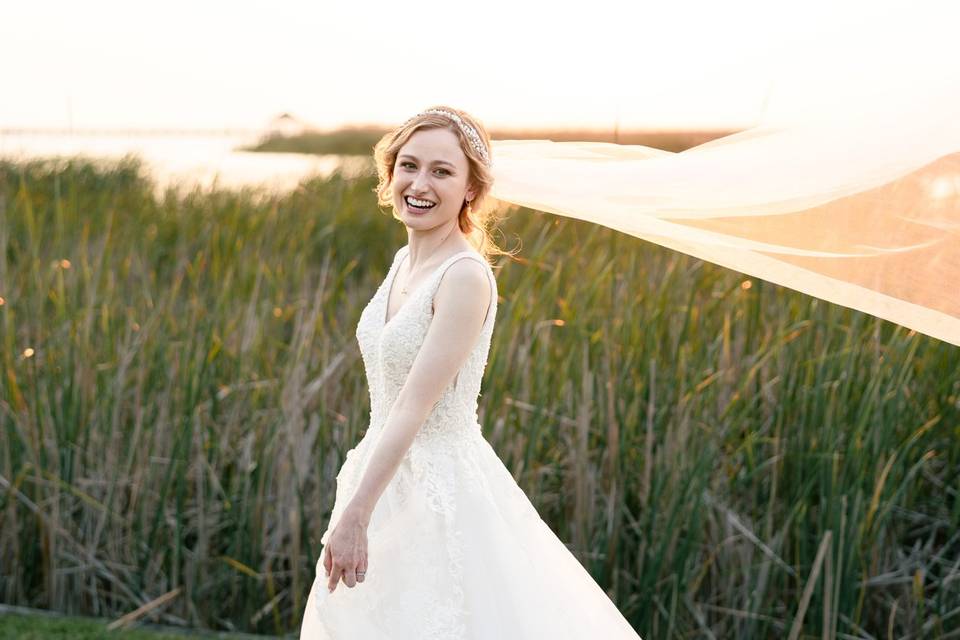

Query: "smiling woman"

xmin=372 ymin=107 xmax=506 ymax=262
xmin=298 ymin=106 xmax=647 ymax=639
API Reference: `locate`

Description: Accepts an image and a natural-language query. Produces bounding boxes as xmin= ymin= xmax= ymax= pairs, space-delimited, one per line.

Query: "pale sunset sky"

xmin=2 ymin=0 xmax=951 ymax=132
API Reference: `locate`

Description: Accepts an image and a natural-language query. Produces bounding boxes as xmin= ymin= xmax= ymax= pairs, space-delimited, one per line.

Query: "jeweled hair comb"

xmin=404 ymin=108 xmax=492 ymax=167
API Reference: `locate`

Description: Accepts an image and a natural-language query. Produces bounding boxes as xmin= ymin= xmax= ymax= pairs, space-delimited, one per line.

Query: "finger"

xmin=327 ymin=564 xmax=342 ymax=593
xmin=357 ymin=555 xmax=367 ymax=583
xmin=323 ymin=546 xmax=331 ymax=577
xmin=343 ymin=567 xmax=357 ymax=588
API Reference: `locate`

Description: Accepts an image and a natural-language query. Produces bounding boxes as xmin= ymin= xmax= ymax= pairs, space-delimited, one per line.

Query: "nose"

xmin=410 ymin=169 xmax=431 ymax=194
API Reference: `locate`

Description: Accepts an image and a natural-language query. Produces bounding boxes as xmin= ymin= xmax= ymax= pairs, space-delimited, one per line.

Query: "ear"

xmin=465 ymin=182 xmax=478 ymax=203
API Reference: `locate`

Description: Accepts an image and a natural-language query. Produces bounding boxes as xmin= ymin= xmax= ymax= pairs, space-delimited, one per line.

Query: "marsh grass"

xmin=0 ymin=604 xmax=276 ymax=638
xmin=1 ymin=157 xmax=958 ymax=637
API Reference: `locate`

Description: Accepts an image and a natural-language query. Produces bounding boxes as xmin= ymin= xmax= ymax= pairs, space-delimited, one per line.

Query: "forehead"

xmin=398 ymin=127 xmax=467 ymax=166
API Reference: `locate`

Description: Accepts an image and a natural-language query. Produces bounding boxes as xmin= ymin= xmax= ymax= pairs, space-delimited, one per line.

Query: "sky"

xmin=1 ymin=0 xmax=952 ymax=132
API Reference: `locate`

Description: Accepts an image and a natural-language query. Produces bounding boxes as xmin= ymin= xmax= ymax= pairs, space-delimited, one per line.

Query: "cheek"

xmin=442 ymin=178 xmax=466 ymax=199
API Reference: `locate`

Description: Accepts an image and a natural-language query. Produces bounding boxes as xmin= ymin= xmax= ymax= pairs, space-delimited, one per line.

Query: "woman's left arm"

xmin=325 ymin=258 xmax=491 ymax=592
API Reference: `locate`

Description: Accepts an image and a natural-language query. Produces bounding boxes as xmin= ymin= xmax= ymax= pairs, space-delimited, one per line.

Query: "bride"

xmin=298 ymin=106 xmax=645 ymax=638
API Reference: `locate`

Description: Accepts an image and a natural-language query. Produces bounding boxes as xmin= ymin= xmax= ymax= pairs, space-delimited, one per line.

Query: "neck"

xmin=406 ymin=220 xmax=470 ymax=268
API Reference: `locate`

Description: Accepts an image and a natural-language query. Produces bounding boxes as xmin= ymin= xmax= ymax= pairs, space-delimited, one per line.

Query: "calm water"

xmin=0 ymin=132 xmax=372 ymax=193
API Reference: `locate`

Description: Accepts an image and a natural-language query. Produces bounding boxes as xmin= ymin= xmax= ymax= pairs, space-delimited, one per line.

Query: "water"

xmin=0 ymin=132 xmax=372 ymax=193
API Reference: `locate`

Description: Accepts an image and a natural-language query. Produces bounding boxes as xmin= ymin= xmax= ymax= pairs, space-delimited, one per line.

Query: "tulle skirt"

xmin=299 ymin=428 xmax=643 ymax=639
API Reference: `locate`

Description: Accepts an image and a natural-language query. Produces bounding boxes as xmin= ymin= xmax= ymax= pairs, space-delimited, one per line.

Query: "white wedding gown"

xmin=299 ymin=244 xmax=643 ymax=639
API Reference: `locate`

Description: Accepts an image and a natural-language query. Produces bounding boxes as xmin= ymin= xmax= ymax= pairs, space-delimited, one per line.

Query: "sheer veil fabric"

xmin=488 ymin=5 xmax=960 ymax=346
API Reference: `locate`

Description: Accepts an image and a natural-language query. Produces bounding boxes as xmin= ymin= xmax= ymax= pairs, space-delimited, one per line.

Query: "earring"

xmin=466 ymin=200 xmax=473 ymax=216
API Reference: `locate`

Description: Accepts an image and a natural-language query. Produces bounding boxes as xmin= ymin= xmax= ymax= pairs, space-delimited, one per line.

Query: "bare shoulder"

xmin=434 ymin=256 xmax=492 ymax=320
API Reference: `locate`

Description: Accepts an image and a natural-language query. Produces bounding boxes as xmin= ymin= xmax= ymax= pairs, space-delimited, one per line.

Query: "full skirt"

xmin=299 ymin=427 xmax=643 ymax=639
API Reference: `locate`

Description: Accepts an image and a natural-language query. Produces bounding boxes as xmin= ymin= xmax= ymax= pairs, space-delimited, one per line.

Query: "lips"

xmin=404 ymin=196 xmax=436 ymax=212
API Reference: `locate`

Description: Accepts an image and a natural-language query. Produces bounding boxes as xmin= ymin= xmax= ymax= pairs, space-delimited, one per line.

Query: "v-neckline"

xmin=382 ymin=246 xmax=476 ymax=328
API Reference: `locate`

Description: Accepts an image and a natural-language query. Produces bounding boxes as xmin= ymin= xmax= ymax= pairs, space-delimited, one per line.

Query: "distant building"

xmin=263 ymin=113 xmax=311 ymax=138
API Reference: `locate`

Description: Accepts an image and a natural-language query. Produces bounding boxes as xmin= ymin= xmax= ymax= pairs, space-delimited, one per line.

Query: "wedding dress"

xmin=299 ymin=244 xmax=643 ymax=639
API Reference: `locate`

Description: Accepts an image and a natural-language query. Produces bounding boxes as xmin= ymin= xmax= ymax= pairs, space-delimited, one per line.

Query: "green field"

xmin=1 ymin=157 xmax=958 ymax=637
xmin=0 ymin=612 xmax=189 ymax=640
xmin=0 ymin=607 xmax=276 ymax=639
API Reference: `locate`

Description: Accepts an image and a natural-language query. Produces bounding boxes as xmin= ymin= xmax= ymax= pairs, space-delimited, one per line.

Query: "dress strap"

xmin=428 ymin=252 xmax=497 ymax=330
xmin=382 ymin=245 xmax=409 ymax=294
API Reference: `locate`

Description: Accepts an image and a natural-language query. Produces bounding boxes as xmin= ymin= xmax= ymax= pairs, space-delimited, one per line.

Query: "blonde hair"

xmin=373 ymin=105 xmax=514 ymax=264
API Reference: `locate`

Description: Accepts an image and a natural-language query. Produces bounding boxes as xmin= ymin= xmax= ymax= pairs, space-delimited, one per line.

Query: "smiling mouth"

xmin=405 ymin=196 xmax=436 ymax=211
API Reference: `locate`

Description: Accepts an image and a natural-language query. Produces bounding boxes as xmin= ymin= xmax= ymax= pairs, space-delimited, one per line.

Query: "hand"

xmin=324 ymin=505 xmax=370 ymax=593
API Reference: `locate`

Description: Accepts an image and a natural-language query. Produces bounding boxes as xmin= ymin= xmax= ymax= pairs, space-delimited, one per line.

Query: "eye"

xmin=435 ymin=168 xmax=451 ymax=176
xmin=399 ymin=161 xmax=415 ymax=170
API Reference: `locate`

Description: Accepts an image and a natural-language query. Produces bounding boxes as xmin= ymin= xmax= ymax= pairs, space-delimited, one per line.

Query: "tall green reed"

xmin=1 ymin=157 xmax=957 ymax=637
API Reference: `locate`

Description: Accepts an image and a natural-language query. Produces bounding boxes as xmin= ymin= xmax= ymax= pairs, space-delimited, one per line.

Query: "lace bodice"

xmin=322 ymin=244 xmax=498 ymax=535
xmin=355 ymin=244 xmax=498 ymax=446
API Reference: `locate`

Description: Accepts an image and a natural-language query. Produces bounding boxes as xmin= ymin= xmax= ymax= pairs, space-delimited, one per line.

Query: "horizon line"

xmin=0 ymin=122 xmax=747 ymax=137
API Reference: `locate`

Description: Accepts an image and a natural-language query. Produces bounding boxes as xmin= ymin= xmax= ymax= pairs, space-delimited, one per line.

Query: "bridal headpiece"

xmin=406 ymin=108 xmax=492 ymax=168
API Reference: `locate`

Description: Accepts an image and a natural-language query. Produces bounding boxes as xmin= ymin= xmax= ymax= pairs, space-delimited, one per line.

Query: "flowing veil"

xmin=488 ymin=4 xmax=960 ymax=346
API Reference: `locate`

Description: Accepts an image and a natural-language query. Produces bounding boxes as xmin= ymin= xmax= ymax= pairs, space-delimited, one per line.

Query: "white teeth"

xmin=406 ymin=196 xmax=435 ymax=208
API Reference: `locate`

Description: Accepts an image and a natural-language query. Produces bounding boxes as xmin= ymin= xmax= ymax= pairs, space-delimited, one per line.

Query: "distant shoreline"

xmin=242 ymin=125 xmax=742 ymax=156
xmin=0 ymin=125 xmax=744 ymax=156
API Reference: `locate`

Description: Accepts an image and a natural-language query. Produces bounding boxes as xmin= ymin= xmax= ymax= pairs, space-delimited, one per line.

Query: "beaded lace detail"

xmin=316 ymin=244 xmax=498 ymax=638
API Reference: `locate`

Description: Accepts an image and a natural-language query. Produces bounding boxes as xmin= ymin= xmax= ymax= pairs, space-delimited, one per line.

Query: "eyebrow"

xmin=398 ymin=154 xmax=455 ymax=168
